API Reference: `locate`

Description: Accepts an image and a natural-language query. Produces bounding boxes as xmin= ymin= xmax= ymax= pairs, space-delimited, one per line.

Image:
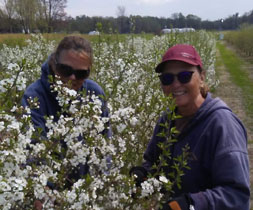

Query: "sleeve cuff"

xmin=190 ymin=192 xmax=208 ymax=209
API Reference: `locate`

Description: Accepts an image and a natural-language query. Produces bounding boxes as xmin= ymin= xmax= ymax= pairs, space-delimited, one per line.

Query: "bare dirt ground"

xmin=213 ymin=43 xmax=253 ymax=208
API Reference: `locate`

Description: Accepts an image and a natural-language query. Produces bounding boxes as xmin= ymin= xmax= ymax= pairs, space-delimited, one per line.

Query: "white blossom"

xmin=159 ymin=175 xmax=169 ymax=183
xmin=0 ymin=122 xmax=5 ymax=132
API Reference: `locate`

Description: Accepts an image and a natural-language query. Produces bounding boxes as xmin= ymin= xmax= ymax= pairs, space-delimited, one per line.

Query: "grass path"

xmin=214 ymin=41 xmax=253 ymax=141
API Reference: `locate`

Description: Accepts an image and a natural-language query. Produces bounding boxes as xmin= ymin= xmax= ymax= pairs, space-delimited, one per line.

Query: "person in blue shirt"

xmin=22 ymin=36 xmax=111 ymax=209
xmin=131 ymin=44 xmax=250 ymax=210
xmin=22 ymin=35 xmax=110 ymax=138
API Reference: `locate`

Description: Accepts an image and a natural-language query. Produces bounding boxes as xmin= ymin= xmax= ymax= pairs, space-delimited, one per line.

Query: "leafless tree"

xmin=116 ymin=5 xmax=126 ymax=17
xmin=38 ymin=0 xmax=67 ymax=32
xmin=15 ymin=0 xmax=37 ymax=33
xmin=1 ymin=0 xmax=16 ymax=32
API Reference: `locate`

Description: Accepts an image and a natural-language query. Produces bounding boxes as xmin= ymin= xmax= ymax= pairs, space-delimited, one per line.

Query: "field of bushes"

xmin=0 ymin=31 xmax=219 ymax=209
xmin=224 ymin=25 xmax=253 ymax=57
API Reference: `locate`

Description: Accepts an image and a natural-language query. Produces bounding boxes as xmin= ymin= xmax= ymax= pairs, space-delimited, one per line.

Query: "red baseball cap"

xmin=155 ymin=44 xmax=203 ymax=73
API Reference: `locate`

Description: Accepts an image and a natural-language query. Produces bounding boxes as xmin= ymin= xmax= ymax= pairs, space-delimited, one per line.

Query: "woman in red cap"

xmin=131 ymin=44 xmax=250 ymax=210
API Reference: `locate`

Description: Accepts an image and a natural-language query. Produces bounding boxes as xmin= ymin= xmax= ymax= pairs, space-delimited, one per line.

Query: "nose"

xmin=171 ymin=76 xmax=181 ymax=87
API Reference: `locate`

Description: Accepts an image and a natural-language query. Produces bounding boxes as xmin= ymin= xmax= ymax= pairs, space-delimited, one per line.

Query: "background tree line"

xmin=0 ymin=0 xmax=67 ymax=33
xmin=0 ymin=0 xmax=253 ymax=34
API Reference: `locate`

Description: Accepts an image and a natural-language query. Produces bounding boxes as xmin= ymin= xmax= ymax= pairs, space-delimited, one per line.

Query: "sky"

xmin=65 ymin=0 xmax=253 ymax=21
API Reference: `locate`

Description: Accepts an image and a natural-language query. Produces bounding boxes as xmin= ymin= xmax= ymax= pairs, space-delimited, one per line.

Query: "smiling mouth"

xmin=173 ymin=91 xmax=186 ymax=96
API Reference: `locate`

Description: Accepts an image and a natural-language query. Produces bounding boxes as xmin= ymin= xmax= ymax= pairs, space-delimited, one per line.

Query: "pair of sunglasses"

xmin=55 ymin=60 xmax=90 ymax=80
xmin=159 ymin=71 xmax=194 ymax=86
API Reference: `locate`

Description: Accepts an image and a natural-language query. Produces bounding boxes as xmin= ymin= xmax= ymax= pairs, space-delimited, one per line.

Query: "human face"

xmin=160 ymin=61 xmax=205 ymax=116
xmin=54 ymin=50 xmax=91 ymax=91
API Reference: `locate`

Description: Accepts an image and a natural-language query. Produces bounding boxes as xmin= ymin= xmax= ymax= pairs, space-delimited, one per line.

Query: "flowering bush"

xmin=0 ymin=32 xmax=216 ymax=209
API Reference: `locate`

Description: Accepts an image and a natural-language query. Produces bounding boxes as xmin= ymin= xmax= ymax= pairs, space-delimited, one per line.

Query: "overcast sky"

xmin=65 ymin=0 xmax=253 ymax=21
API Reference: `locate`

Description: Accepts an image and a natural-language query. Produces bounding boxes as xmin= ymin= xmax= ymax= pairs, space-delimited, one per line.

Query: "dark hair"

xmin=55 ymin=36 xmax=93 ymax=65
xmin=197 ymin=66 xmax=209 ymax=98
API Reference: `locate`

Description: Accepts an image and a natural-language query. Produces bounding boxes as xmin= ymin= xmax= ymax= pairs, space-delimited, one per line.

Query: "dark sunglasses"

xmin=55 ymin=60 xmax=90 ymax=80
xmin=159 ymin=71 xmax=194 ymax=86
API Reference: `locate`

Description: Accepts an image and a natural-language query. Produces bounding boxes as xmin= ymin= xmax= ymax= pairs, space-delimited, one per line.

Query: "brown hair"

xmin=48 ymin=36 xmax=93 ymax=78
xmin=197 ymin=66 xmax=209 ymax=98
xmin=54 ymin=36 xmax=93 ymax=65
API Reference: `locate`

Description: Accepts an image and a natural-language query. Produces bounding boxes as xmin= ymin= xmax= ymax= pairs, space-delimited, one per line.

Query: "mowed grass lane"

xmin=216 ymin=41 xmax=253 ymax=142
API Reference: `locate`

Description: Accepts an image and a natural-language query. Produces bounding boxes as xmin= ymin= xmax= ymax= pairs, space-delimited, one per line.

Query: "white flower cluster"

xmin=0 ymin=108 xmax=34 ymax=207
xmin=140 ymin=177 xmax=162 ymax=198
xmin=0 ymin=34 xmax=55 ymax=94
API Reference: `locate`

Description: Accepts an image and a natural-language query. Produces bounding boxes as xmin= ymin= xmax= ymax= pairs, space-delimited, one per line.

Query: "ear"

xmin=49 ymin=53 xmax=57 ymax=71
xmin=200 ymin=70 xmax=206 ymax=82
